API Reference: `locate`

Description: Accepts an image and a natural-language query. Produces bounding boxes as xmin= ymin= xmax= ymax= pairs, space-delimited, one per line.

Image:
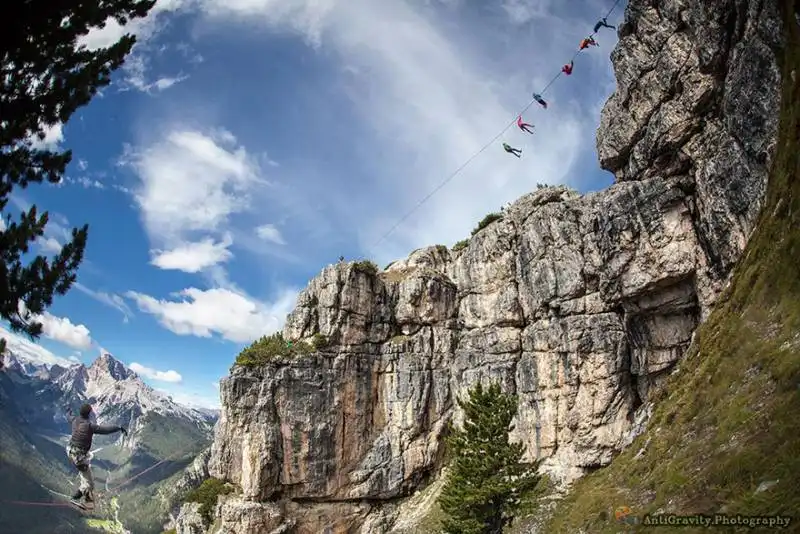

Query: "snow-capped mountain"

xmin=2 ymin=350 xmax=216 ymax=440
xmin=0 ymin=348 xmax=217 ymax=534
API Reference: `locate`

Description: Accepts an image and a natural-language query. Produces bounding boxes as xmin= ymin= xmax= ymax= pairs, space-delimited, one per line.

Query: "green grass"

xmin=540 ymin=4 xmax=800 ymax=533
xmin=234 ymin=332 xmax=314 ymax=367
xmin=185 ymin=477 xmax=233 ymax=524
xmin=311 ymin=333 xmax=329 ymax=350
xmin=353 ymin=259 xmax=379 ymax=275
xmin=470 ymin=212 xmax=503 ymax=237
xmin=452 ymin=239 xmax=469 ymax=252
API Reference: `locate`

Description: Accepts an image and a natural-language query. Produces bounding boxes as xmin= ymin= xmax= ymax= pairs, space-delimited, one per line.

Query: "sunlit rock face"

xmin=181 ymin=0 xmax=784 ymax=532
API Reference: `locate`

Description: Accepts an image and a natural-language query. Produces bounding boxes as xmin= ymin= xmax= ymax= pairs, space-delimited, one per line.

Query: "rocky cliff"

xmin=184 ymin=0 xmax=785 ymax=532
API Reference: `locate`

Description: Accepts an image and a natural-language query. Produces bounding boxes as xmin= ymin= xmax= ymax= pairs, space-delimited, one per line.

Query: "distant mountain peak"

xmin=88 ymin=352 xmax=134 ymax=382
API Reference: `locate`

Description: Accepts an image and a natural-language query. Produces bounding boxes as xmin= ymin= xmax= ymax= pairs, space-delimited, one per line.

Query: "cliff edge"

xmin=181 ymin=0 xmax=788 ymax=532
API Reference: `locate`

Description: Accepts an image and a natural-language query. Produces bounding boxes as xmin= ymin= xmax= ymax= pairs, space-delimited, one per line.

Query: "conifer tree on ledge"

xmin=438 ymin=381 xmax=541 ymax=534
xmin=0 ymin=0 xmax=156 ymax=367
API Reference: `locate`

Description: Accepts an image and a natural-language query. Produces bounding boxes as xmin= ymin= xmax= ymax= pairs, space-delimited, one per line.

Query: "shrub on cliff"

xmin=235 ymin=332 xmax=312 ymax=367
xmin=311 ymin=333 xmax=329 ymax=350
xmin=353 ymin=259 xmax=379 ymax=275
xmin=452 ymin=239 xmax=469 ymax=252
xmin=438 ymin=381 xmax=541 ymax=534
xmin=185 ymin=477 xmax=232 ymax=524
xmin=470 ymin=212 xmax=503 ymax=236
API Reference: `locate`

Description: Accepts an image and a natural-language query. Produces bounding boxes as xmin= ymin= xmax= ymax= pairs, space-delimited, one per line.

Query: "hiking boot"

xmin=71 ymin=490 xmax=83 ymax=500
xmin=84 ymin=492 xmax=94 ymax=503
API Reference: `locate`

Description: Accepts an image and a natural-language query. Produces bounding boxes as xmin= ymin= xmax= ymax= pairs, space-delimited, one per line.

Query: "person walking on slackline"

xmin=66 ymin=404 xmax=127 ymax=508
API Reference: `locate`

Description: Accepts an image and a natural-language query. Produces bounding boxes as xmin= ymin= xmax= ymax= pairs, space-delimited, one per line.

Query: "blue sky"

xmin=2 ymin=0 xmax=626 ymax=409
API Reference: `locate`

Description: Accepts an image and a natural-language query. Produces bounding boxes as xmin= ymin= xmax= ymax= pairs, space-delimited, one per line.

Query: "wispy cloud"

xmin=177 ymin=0 xmax=618 ymax=266
xmin=78 ymin=0 xmax=194 ymax=93
xmin=255 ymin=224 xmax=286 ymax=245
xmin=73 ymin=283 xmax=135 ymax=323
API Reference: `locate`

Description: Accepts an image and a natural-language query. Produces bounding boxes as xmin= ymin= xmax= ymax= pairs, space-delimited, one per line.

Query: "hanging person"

xmin=532 ymin=93 xmax=548 ymax=109
xmin=580 ymin=36 xmax=599 ymax=50
xmin=562 ymin=60 xmax=574 ymax=75
xmin=593 ymin=17 xmax=616 ymax=32
xmin=503 ymin=143 xmax=522 ymax=158
xmin=516 ymin=115 xmax=535 ymax=134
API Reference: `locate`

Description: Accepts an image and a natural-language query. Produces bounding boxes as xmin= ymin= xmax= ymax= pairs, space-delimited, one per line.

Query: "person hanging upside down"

xmin=593 ymin=17 xmax=616 ymax=32
xmin=580 ymin=36 xmax=599 ymax=50
xmin=562 ymin=60 xmax=574 ymax=75
xmin=503 ymin=143 xmax=522 ymax=158
xmin=517 ymin=115 xmax=534 ymax=134
xmin=532 ymin=93 xmax=548 ymax=109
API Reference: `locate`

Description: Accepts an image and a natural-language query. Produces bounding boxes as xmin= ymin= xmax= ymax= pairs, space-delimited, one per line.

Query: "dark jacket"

xmin=69 ymin=414 xmax=120 ymax=451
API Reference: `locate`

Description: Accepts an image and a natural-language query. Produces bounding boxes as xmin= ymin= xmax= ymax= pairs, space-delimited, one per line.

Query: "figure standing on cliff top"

xmin=503 ymin=143 xmax=522 ymax=158
xmin=532 ymin=93 xmax=548 ymax=108
xmin=516 ymin=115 xmax=534 ymax=134
xmin=580 ymin=36 xmax=599 ymax=50
xmin=562 ymin=60 xmax=574 ymax=75
xmin=593 ymin=17 xmax=616 ymax=32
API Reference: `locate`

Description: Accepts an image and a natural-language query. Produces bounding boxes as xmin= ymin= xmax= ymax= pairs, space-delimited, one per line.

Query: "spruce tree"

xmin=0 ymin=0 xmax=156 ymax=367
xmin=438 ymin=381 xmax=541 ymax=534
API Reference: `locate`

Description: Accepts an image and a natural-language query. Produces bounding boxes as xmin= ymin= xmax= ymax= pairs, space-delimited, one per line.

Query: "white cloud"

xmin=78 ymin=0 xmax=187 ymax=51
xmin=124 ymin=129 xmax=263 ymax=247
xmin=0 ymin=326 xmax=75 ymax=368
xmin=129 ymin=362 xmax=183 ymax=383
xmin=37 ymin=236 xmax=63 ymax=254
xmin=71 ymin=176 xmax=106 ymax=190
xmin=77 ymin=159 xmax=89 ymax=171
xmin=30 ymin=210 xmax=75 ymax=254
xmin=501 ymin=0 xmax=553 ymax=24
xmin=156 ymin=387 xmax=221 ymax=409
xmin=28 ymin=122 xmax=64 ymax=151
xmin=125 ymin=286 xmax=299 ymax=343
xmin=118 ymin=53 xmax=190 ymax=93
xmin=255 ymin=224 xmax=286 ymax=245
xmin=36 ymin=311 xmax=93 ymax=350
xmin=73 ymin=283 xmax=134 ymax=323
xmin=150 ymin=235 xmax=234 ymax=273
xmin=77 ymin=0 xmax=191 ymax=93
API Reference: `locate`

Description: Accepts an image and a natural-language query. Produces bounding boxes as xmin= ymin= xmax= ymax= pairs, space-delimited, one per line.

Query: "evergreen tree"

xmin=438 ymin=381 xmax=541 ymax=534
xmin=0 ymin=0 xmax=155 ymax=367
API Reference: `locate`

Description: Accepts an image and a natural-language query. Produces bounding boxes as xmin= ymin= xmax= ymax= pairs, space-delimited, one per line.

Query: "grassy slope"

xmin=541 ymin=3 xmax=800 ymax=532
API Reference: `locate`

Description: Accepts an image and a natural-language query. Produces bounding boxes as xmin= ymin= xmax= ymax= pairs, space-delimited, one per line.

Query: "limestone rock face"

xmin=205 ymin=0 xmax=785 ymax=532
xmin=175 ymin=503 xmax=205 ymax=534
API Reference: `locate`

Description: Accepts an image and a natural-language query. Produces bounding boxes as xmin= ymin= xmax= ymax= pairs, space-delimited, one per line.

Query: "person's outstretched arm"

xmin=91 ymin=422 xmax=126 ymax=435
